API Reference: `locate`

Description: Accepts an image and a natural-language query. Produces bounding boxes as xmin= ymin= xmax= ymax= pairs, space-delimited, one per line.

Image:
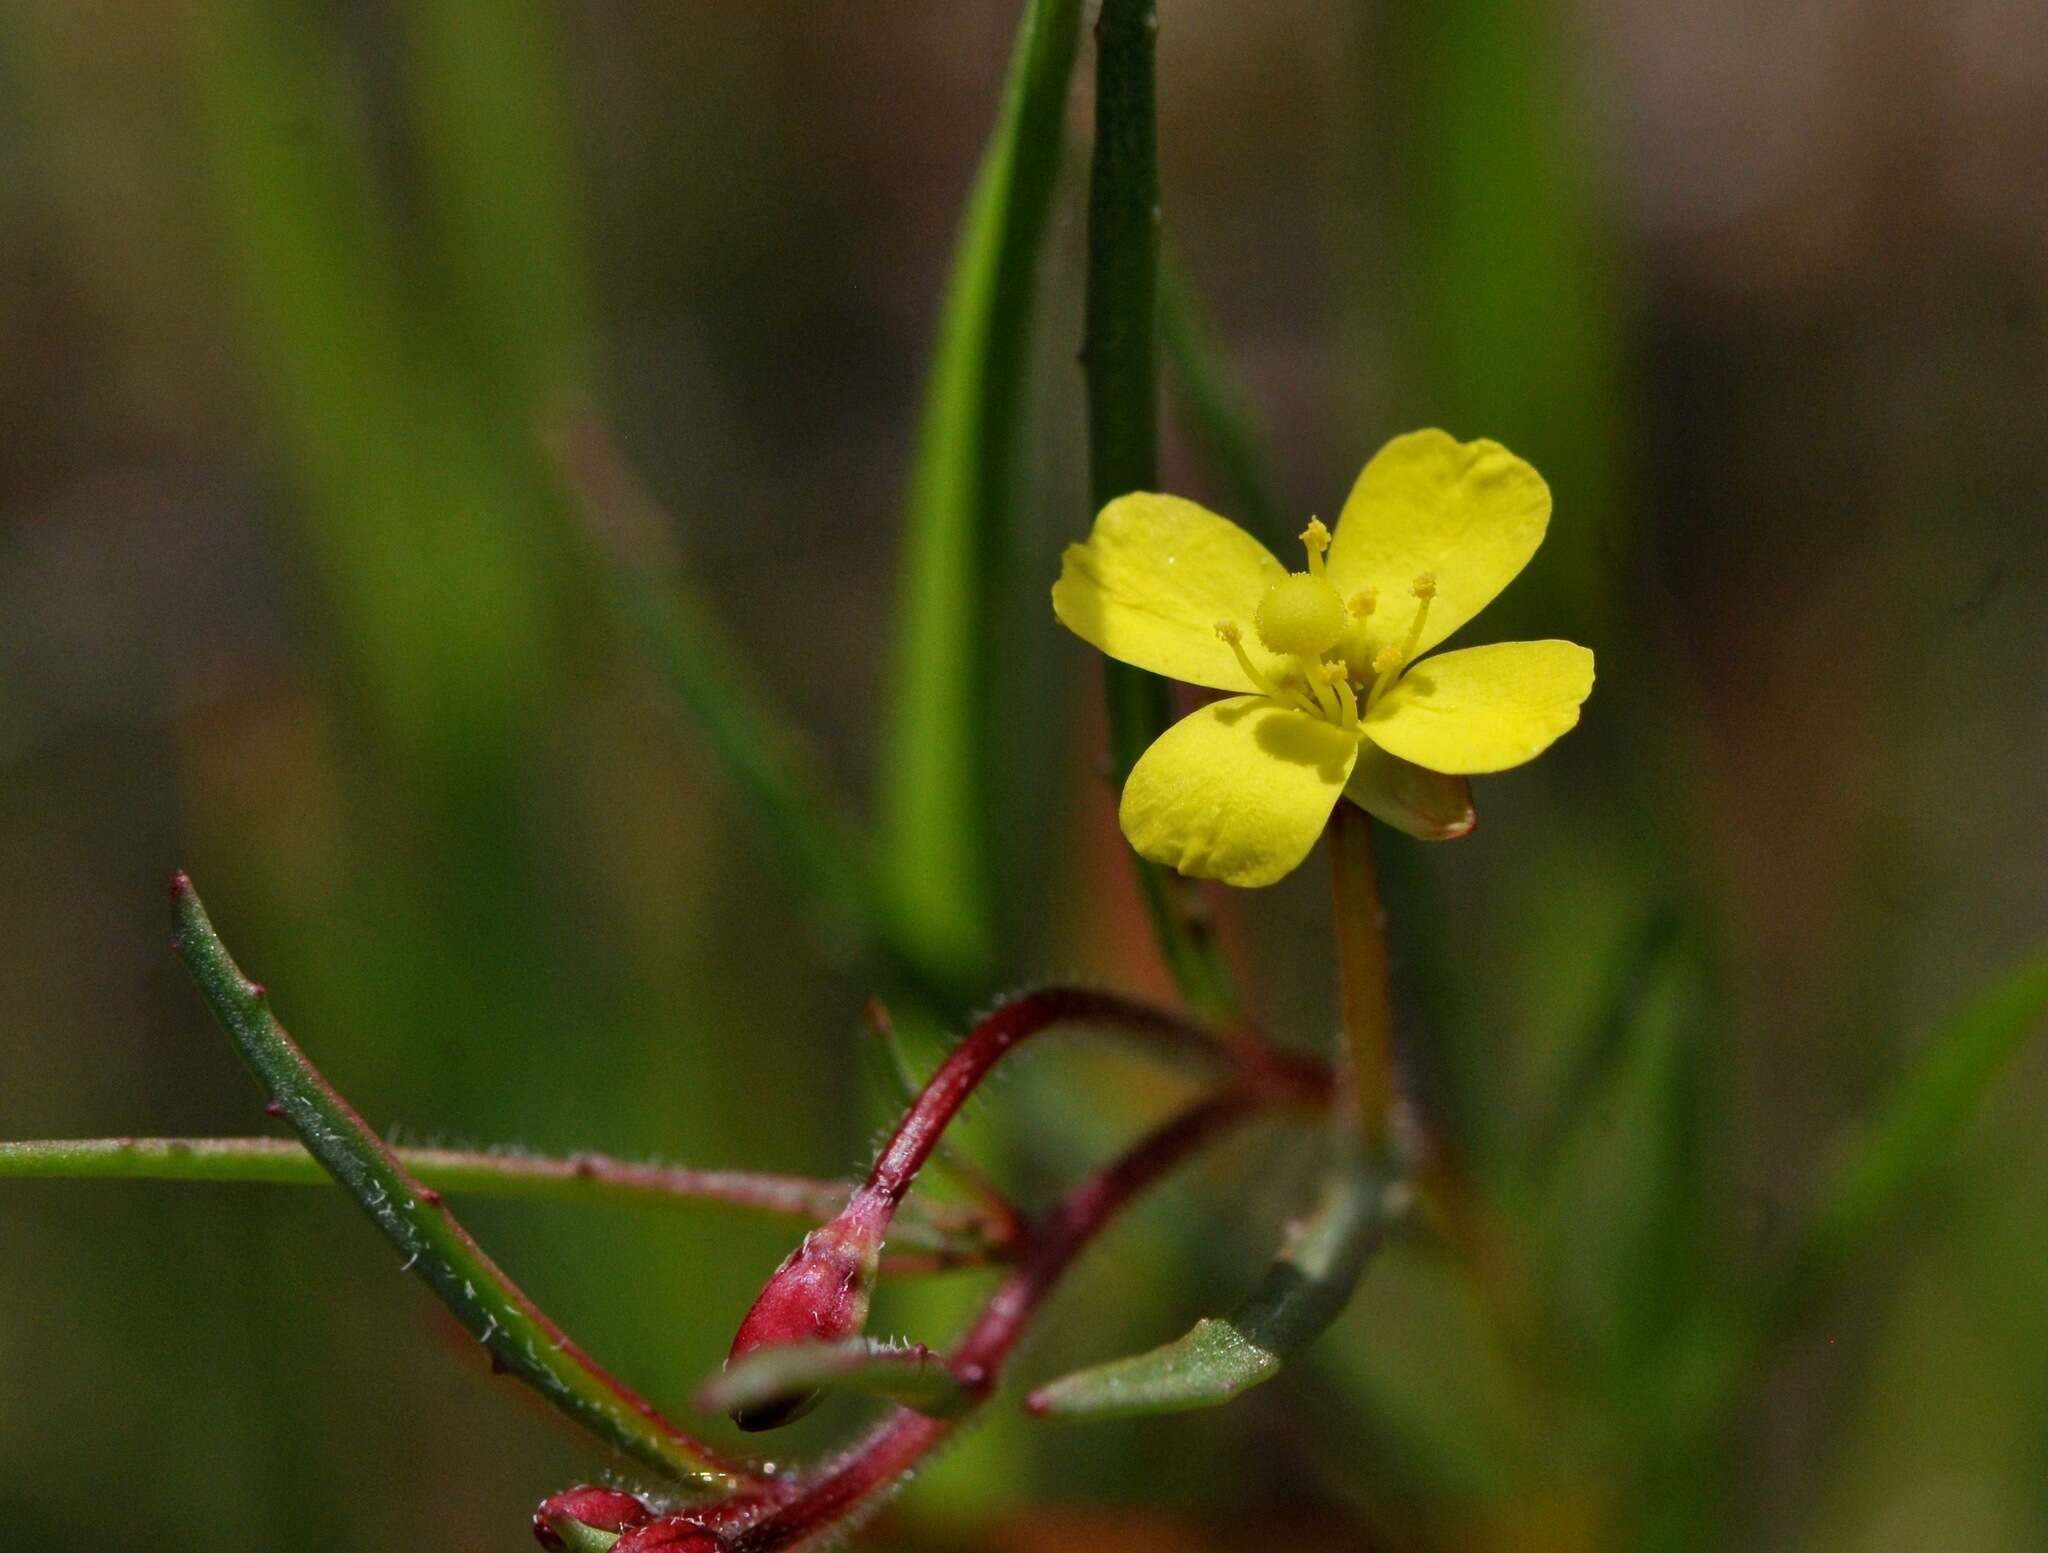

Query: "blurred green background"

xmin=3 ymin=3 xmax=2046 ymax=1550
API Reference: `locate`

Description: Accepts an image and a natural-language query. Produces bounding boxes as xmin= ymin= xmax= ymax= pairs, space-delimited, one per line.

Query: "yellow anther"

xmin=1218 ymin=619 xmax=1312 ymax=712
xmin=1348 ymin=587 xmax=1378 ymax=619
xmin=1255 ymin=572 xmax=1346 ymax=658
xmin=1300 ymin=517 xmax=1331 ymax=579
xmin=1372 ymin=644 xmax=1404 ymax=676
xmin=1322 ymin=659 xmax=1360 ymax=727
xmin=1395 ymin=571 xmax=1438 ymax=669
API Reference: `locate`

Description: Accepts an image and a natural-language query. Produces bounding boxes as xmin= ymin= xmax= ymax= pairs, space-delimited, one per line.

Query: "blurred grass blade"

xmin=402 ymin=0 xmax=589 ymax=407
xmin=1380 ymin=0 xmax=1629 ymax=636
xmin=1086 ymin=0 xmax=1237 ymax=1023
xmin=1157 ymin=257 xmax=1292 ymax=551
xmin=168 ymin=875 xmax=745 ymax=1491
xmin=696 ymin=1340 xmax=973 ymax=1422
xmin=878 ymin=0 xmax=1085 ymax=987
xmin=1528 ymin=905 xmax=1686 ymax=1177
xmin=187 ymin=0 xmax=557 ymax=774
xmin=1650 ymin=949 xmax=2048 ymax=1441
xmin=0 ymin=1135 xmax=1003 ymax=1260
xmin=551 ymin=417 xmax=887 ymax=968
xmin=1029 ymin=1156 xmax=1403 ymax=1418
xmin=1770 ymin=947 xmax=2048 ymax=1321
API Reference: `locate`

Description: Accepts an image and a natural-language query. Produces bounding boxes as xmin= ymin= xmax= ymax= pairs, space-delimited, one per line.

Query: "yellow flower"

xmin=1053 ymin=430 xmax=1594 ymax=887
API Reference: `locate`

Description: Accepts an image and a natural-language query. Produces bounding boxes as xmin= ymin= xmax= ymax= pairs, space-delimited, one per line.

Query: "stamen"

xmin=1366 ymin=643 xmax=1404 ymax=711
xmin=1322 ymin=660 xmax=1358 ymax=728
xmin=1298 ymin=656 xmax=1341 ymax=722
xmin=1300 ymin=517 xmax=1331 ymax=580
xmin=1348 ymin=587 xmax=1378 ymax=620
xmin=1395 ymin=571 xmax=1437 ymax=669
xmin=1217 ymin=620 xmax=1308 ymax=710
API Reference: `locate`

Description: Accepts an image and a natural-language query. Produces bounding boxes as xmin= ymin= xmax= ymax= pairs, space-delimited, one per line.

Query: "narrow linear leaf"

xmin=1085 ymin=0 xmax=1238 ymax=1024
xmin=1029 ymin=1156 xmax=1405 ymax=1418
xmin=168 ymin=875 xmax=745 ymax=1491
xmin=0 ymin=1135 xmax=999 ymax=1260
xmin=879 ymin=0 xmax=1085 ymax=985
xmin=696 ymin=1340 xmax=973 ymax=1423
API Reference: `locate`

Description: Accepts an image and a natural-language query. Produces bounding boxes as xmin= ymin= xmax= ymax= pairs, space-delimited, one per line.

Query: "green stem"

xmin=0 ymin=1135 xmax=1002 ymax=1259
xmin=1328 ymin=804 xmax=1394 ymax=1154
xmin=1084 ymin=0 xmax=1237 ymax=1024
xmin=168 ymin=874 xmax=749 ymax=1490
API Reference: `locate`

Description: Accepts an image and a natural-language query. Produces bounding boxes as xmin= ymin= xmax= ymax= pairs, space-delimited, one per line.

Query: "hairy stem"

xmin=0 ymin=1135 xmax=1004 ymax=1260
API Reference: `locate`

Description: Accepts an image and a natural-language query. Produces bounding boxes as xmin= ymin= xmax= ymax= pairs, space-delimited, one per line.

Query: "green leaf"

xmin=1028 ymin=1155 xmax=1404 ymax=1418
xmin=1084 ymin=0 xmax=1238 ymax=1024
xmin=877 ymin=0 xmax=1086 ymax=986
xmin=696 ymin=1339 xmax=974 ymax=1422
xmin=168 ymin=875 xmax=743 ymax=1491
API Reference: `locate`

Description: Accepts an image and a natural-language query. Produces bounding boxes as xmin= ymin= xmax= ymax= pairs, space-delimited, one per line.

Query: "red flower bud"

xmin=614 ymin=1517 xmax=729 ymax=1552
xmin=532 ymin=1485 xmax=654 ymax=1548
xmin=723 ymin=1195 xmax=887 ymax=1430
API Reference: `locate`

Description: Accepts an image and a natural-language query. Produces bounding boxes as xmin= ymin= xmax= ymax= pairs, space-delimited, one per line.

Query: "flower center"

xmin=1211 ymin=521 xmax=1443 ymax=733
xmin=1255 ymin=572 xmax=1345 ymax=658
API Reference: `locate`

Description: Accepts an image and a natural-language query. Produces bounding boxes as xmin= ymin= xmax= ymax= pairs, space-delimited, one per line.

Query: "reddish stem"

xmin=729 ymin=1089 xmax=1260 ymax=1552
xmin=725 ymin=988 xmax=1253 ymax=1391
xmin=866 ymin=989 xmax=1228 ymax=1209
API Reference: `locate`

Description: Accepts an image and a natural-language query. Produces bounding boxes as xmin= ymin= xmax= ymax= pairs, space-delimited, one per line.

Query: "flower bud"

xmin=533 ymin=1486 xmax=654 ymax=1549
xmin=723 ymin=1196 xmax=886 ymax=1430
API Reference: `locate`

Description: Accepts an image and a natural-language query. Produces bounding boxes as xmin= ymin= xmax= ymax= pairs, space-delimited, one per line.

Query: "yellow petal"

xmin=1053 ymin=493 xmax=1290 ymax=692
xmin=1363 ymin=640 xmax=1594 ymax=775
xmin=1120 ymin=696 xmax=1359 ymax=887
xmin=1343 ymin=745 xmax=1476 ymax=840
xmin=1325 ymin=430 xmax=1550 ymax=662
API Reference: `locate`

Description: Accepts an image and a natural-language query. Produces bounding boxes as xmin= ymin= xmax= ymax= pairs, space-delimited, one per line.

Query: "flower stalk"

xmin=1329 ymin=803 xmax=1397 ymax=1155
